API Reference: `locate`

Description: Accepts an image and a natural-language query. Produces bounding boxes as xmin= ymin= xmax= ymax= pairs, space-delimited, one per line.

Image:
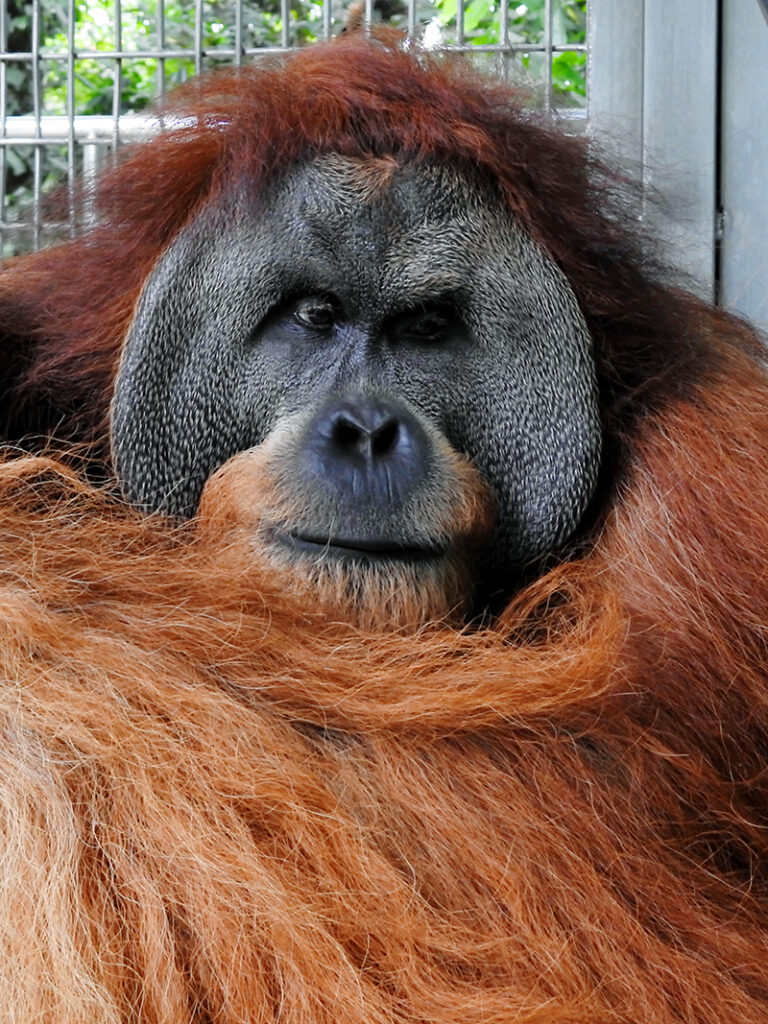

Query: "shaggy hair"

xmin=1 ymin=33 xmax=768 ymax=1023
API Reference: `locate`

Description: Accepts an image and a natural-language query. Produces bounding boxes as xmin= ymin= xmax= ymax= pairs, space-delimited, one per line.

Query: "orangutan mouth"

xmin=270 ymin=527 xmax=446 ymax=564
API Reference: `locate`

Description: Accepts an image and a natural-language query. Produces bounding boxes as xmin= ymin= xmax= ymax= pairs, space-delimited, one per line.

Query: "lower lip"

xmin=268 ymin=527 xmax=444 ymax=564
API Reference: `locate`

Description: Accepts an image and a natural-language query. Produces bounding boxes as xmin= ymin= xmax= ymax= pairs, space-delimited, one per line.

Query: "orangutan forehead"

xmin=275 ymin=153 xmax=497 ymax=225
xmin=176 ymin=151 xmax=549 ymax=322
xmin=301 ymin=153 xmax=401 ymax=203
xmin=230 ymin=153 xmax=528 ymax=309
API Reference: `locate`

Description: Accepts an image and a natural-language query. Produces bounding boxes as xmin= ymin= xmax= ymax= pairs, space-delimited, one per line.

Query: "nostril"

xmin=330 ymin=409 xmax=402 ymax=461
xmin=332 ymin=415 xmax=364 ymax=451
xmin=371 ymin=418 xmax=399 ymax=457
xmin=303 ymin=393 xmax=431 ymax=505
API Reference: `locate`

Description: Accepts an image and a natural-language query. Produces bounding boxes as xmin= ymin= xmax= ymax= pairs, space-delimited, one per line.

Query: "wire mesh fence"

xmin=0 ymin=0 xmax=587 ymax=257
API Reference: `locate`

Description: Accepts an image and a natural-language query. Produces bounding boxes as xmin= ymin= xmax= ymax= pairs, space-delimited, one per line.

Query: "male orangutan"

xmin=1 ymin=32 xmax=768 ymax=1024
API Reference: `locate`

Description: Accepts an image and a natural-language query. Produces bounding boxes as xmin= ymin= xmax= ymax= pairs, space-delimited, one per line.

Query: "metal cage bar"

xmin=157 ymin=0 xmax=167 ymax=93
xmin=195 ymin=0 xmax=205 ymax=75
xmin=0 ymin=0 xmax=589 ymax=258
xmin=31 ymin=0 xmax=42 ymax=249
xmin=0 ymin=3 xmax=7 ymax=256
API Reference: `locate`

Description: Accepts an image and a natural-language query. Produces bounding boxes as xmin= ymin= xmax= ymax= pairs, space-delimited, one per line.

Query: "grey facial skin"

xmin=112 ymin=155 xmax=601 ymax=593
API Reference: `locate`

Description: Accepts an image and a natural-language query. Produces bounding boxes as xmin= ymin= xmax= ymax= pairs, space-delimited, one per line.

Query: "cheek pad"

xmin=457 ymin=225 xmax=601 ymax=568
xmin=111 ymin=203 xmax=290 ymax=515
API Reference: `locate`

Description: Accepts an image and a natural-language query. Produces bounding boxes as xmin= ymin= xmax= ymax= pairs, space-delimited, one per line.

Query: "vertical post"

xmin=195 ymin=0 xmax=204 ymax=76
xmin=82 ymin=140 xmax=102 ymax=227
xmin=719 ymin=0 xmax=768 ymax=333
xmin=282 ymin=0 xmax=292 ymax=48
xmin=589 ymin=0 xmax=718 ymax=299
xmin=66 ymin=0 xmax=76 ymax=236
xmin=112 ymin=0 xmax=123 ymax=150
xmin=406 ymin=0 xmax=417 ymax=38
xmin=31 ymin=0 xmax=42 ymax=250
xmin=543 ymin=0 xmax=552 ymax=115
xmin=234 ymin=0 xmax=243 ymax=65
xmin=642 ymin=0 xmax=718 ymax=297
xmin=0 ymin=0 xmax=7 ymax=257
xmin=498 ymin=0 xmax=509 ymax=79
xmin=588 ymin=0 xmax=644 ymax=171
xmin=157 ymin=0 xmax=166 ymax=96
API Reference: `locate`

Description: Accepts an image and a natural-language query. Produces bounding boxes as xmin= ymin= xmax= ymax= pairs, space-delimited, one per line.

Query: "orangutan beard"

xmin=195 ymin=435 xmax=496 ymax=632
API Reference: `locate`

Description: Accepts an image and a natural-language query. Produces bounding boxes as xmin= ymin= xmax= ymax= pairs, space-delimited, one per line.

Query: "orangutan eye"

xmin=407 ymin=311 xmax=452 ymax=339
xmin=292 ymin=295 xmax=340 ymax=332
xmin=389 ymin=302 xmax=458 ymax=345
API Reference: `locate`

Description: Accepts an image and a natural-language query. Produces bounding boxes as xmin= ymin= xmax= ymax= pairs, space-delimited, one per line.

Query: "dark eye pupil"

xmin=404 ymin=310 xmax=451 ymax=341
xmin=295 ymin=298 xmax=336 ymax=330
xmin=412 ymin=315 xmax=443 ymax=335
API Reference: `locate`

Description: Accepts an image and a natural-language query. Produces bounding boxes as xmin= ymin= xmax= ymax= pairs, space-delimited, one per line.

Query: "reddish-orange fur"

xmin=2 ymin=33 xmax=768 ymax=1023
xmin=196 ymin=434 xmax=495 ymax=629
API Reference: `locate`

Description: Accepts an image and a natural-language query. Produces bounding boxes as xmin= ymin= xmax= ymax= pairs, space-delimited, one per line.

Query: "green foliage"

xmin=37 ymin=0 xmax=345 ymax=115
xmin=12 ymin=0 xmax=587 ymax=118
xmin=428 ymin=0 xmax=586 ymax=104
xmin=2 ymin=0 xmax=586 ymax=253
